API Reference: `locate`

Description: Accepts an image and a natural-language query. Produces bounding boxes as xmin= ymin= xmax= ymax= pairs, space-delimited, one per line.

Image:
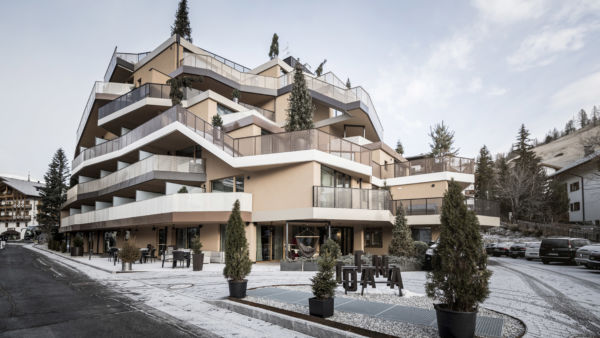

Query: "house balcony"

xmin=65 ymin=155 xmax=206 ymax=207
xmin=0 ymin=215 xmax=31 ymax=222
xmin=372 ymin=156 xmax=475 ymax=180
xmin=306 ymin=186 xmax=393 ymax=223
xmin=72 ymin=105 xmax=372 ymax=173
xmin=392 ymin=197 xmax=500 ymax=227
xmin=60 ymin=192 xmax=251 ymax=232
xmin=103 ymin=50 xmax=150 ymax=83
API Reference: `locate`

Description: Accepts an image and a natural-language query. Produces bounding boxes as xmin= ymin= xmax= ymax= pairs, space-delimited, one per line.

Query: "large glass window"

xmin=321 ymin=166 xmax=350 ymax=187
xmin=187 ymin=227 xmax=199 ymax=248
xmin=212 ymin=176 xmax=244 ymax=192
xmin=217 ymin=104 xmax=235 ymax=116
xmin=365 ymin=228 xmax=383 ymax=248
xmin=235 ymin=176 xmax=244 ymax=192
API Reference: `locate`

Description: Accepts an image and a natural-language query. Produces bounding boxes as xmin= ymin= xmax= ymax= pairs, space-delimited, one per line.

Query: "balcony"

xmin=65 ymin=155 xmax=206 ymax=206
xmin=104 ymin=50 xmax=150 ymax=82
xmin=60 ymin=192 xmax=252 ymax=232
xmin=392 ymin=197 xmax=500 ymax=218
xmin=312 ymin=186 xmax=392 ymax=212
xmin=98 ymin=83 xmax=171 ymax=121
xmin=73 ymin=106 xmax=371 ymax=171
xmin=181 ymin=53 xmax=383 ymax=139
xmin=372 ymin=156 xmax=475 ymax=180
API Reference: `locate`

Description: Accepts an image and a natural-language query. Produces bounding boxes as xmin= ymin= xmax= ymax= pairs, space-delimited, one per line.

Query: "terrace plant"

xmin=190 ymin=235 xmax=204 ymax=271
xmin=223 ymin=200 xmax=252 ymax=297
xmin=285 ymin=61 xmax=314 ymax=132
xmin=425 ymin=179 xmax=491 ymax=338
xmin=388 ymin=204 xmax=414 ymax=257
xmin=309 ymin=239 xmax=340 ymax=318
xmin=119 ymin=241 xmax=141 ymax=271
xmin=232 ymin=89 xmax=241 ymax=102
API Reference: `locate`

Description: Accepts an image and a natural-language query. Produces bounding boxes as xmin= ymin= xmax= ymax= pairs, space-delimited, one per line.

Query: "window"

xmin=217 ymin=104 xmax=235 ymax=116
xmin=570 ymin=202 xmax=581 ymax=212
xmin=570 ymin=182 xmax=580 ymax=192
xmin=321 ymin=166 xmax=350 ymax=188
xmin=365 ymin=228 xmax=383 ymax=248
xmin=211 ymin=176 xmax=243 ymax=192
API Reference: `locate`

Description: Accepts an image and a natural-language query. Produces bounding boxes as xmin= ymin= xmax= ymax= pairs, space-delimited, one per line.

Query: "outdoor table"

xmin=172 ymin=250 xmax=191 ymax=268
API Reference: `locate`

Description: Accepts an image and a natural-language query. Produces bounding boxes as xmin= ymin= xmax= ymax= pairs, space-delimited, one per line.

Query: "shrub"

xmin=413 ymin=241 xmax=428 ymax=264
xmin=389 ymin=204 xmax=415 ymax=257
xmin=73 ymin=235 xmax=84 ymax=248
xmin=426 ymin=179 xmax=491 ymax=312
xmin=223 ymin=200 xmax=252 ymax=281
xmin=190 ymin=235 xmax=203 ymax=254
xmin=178 ymin=186 xmax=188 ymax=193
xmin=212 ymin=114 xmax=223 ymax=128
xmin=60 ymin=241 xmax=67 ymax=253
xmin=232 ymin=89 xmax=240 ymax=100
xmin=311 ymin=239 xmax=340 ymax=299
xmin=119 ymin=241 xmax=141 ymax=263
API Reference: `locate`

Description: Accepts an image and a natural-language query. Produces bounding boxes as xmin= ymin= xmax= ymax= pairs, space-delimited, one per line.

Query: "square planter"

xmin=309 ymin=297 xmax=334 ymax=318
xmin=280 ymin=261 xmax=302 ymax=271
xmin=302 ymin=261 xmax=318 ymax=271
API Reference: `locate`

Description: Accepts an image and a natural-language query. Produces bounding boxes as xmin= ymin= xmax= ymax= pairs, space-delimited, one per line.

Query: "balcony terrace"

xmin=372 ymin=156 xmax=475 ymax=180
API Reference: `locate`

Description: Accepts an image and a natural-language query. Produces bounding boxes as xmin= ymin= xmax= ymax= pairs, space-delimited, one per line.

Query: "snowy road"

xmin=25 ymin=245 xmax=600 ymax=337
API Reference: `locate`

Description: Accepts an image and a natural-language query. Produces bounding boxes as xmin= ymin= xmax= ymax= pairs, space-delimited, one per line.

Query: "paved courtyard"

xmin=10 ymin=244 xmax=600 ymax=337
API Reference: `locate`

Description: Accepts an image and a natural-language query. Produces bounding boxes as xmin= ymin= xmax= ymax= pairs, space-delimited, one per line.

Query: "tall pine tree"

xmin=475 ymin=145 xmax=495 ymax=199
xmin=395 ymin=140 xmax=404 ymax=155
xmin=345 ymin=78 xmax=351 ymax=89
xmin=268 ymin=33 xmax=279 ymax=59
xmin=285 ymin=62 xmax=314 ymax=131
xmin=223 ymin=200 xmax=252 ymax=281
xmin=171 ymin=0 xmax=192 ymax=41
xmin=429 ymin=121 xmax=459 ymax=157
xmin=578 ymin=109 xmax=589 ymax=128
xmin=38 ymin=149 xmax=70 ymax=235
xmin=388 ymin=204 xmax=414 ymax=257
xmin=315 ymin=59 xmax=327 ymax=77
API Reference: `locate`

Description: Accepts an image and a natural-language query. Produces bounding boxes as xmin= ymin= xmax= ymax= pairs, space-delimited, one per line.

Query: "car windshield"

xmin=526 ymin=242 xmax=540 ymax=248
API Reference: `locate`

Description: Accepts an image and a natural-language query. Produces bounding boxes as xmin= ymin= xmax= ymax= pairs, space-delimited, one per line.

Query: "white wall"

xmin=165 ymin=182 xmax=204 ymax=195
xmin=139 ymin=150 xmax=153 ymax=161
xmin=100 ymin=170 xmax=112 ymax=178
xmin=117 ymin=161 xmax=130 ymax=170
xmin=81 ymin=205 xmax=95 ymax=213
xmin=113 ymin=196 xmax=135 ymax=206
xmin=95 ymin=201 xmax=112 ymax=210
xmin=135 ymin=190 xmax=163 ymax=202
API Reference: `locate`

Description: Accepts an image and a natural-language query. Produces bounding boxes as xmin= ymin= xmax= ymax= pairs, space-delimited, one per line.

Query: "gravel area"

xmin=255 ymin=285 xmax=526 ymax=338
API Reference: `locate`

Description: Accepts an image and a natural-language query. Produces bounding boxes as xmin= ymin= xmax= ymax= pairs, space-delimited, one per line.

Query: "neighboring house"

xmin=551 ymin=150 xmax=600 ymax=225
xmin=60 ymin=35 xmax=499 ymax=260
xmin=0 ymin=175 xmax=43 ymax=239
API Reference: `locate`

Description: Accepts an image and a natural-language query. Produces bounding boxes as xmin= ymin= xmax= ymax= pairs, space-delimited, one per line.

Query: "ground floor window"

xmin=411 ymin=228 xmax=432 ymax=243
xmin=104 ymin=231 xmax=117 ymax=252
xmin=256 ymin=225 xmax=283 ymax=261
xmin=176 ymin=226 xmax=201 ymax=249
xmin=570 ymin=202 xmax=580 ymax=212
xmin=365 ymin=228 xmax=383 ymax=248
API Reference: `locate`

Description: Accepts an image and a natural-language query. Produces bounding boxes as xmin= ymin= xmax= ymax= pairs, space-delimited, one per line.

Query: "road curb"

xmin=29 ymin=244 xmax=115 ymax=274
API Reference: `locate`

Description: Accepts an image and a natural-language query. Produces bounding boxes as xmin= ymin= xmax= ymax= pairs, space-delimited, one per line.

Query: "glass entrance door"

xmin=259 ymin=226 xmax=283 ymax=261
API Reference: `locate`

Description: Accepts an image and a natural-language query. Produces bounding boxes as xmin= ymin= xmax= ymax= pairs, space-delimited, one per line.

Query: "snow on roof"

xmin=534 ymin=125 xmax=600 ymax=169
xmin=0 ymin=176 xmax=44 ymax=197
xmin=551 ymin=150 xmax=600 ymax=176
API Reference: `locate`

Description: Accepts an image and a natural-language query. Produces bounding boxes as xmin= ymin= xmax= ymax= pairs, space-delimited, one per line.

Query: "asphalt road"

xmin=0 ymin=245 xmax=205 ymax=337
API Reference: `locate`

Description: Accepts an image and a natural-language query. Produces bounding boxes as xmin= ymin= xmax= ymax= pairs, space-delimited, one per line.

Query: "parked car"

xmin=575 ymin=245 xmax=600 ymax=269
xmin=493 ymin=242 xmax=513 ymax=257
xmin=509 ymin=243 xmax=527 ymax=258
xmin=485 ymin=243 xmax=497 ymax=255
xmin=539 ymin=237 xmax=591 ymax=264
xmin=524 ymin=242 xmax=541 ymax=261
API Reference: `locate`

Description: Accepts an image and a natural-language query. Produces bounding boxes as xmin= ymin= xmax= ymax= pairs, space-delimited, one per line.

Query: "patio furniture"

xmin=148 ymin=248 xmax=157 ymax=263
xmin=172 ymin=251 xmax=190 ymax=268
xmin=139 ymin=248 xmax=148 ymax=264
xmin=386 ymin=265 xmax=404 ymax=296
xmin=162 ymin=247 xmax=174 ymax=268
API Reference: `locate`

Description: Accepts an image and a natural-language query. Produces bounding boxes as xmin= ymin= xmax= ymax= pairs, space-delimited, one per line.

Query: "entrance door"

xmin=331 ymin=227 xmax=354 ymax=255
xmin=259 ymin=226 xmax=283 ymax=261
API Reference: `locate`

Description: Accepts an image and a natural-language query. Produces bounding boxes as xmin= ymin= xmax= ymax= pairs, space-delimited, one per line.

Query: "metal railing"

xmin=237 ymin=102 xmax=276 ymax=121
xmin=181 ymin=52 xmax=383 ymax=137
xmin=392 ymin=197 xmax=500 ymax=217
xmin=75 ymin=82 xmax=135 ymax=145
xmin=73 ymin=105 xmax=371 ymax=170
xmin=372 ymin=156 xmax=475 ymax=179
xmin=104 ymin=50 xmax=150 ymax=82
xmin=312 ymin=186 xmax=393 ymax=212
xmin=66 ymin=155 xmax=205 ymax=205
xmin=98 ymin=83 xmax=171 ymax=120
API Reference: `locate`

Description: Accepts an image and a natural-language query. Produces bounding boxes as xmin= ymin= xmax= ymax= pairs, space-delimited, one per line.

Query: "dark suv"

xmin=540 ymin=237 xmax=591 ymax=264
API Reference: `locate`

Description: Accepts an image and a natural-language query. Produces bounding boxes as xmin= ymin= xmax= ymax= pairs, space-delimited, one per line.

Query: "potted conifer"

xmin=119 ymin=241 xmax=141 ymax=272
xmin=425 ymin=179 xmax=491 ymax=338
xmin=223 ymin=200 xmax=252 ymax=298
xmin=191 ymin=235 xmax=204 ymax=271
xmin=71 ymin=235 xmax=84 ymax=256
xmin=232 ymin=89 xmax=241 ymax=103
xmin=309 ymin=239 xmax=340 ymax=318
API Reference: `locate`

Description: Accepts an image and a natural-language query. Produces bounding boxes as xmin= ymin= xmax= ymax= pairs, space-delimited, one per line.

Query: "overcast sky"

xmin=1 ymin=0 xmax=599 ymax=180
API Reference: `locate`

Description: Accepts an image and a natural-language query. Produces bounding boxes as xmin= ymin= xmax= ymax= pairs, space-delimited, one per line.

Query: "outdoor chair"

xmin=172 ymin=251 xmax=187 ymax=268
xmin=162 ymin=247 xmax=174 ymax=268
xmin=148 ymin=248 xmax=157 ymax=263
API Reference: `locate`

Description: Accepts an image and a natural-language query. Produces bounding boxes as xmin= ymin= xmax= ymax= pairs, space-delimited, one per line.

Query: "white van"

xmin=525 ymin=242 xmax=541 ymax=260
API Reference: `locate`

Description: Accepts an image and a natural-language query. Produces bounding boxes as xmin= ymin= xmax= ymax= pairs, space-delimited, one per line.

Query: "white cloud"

xmin=472 ymin=0 xmax=545 ymax=24
xmin=508 ymin=25 xmax=594 ymax=70
xmin=551 ymin=71 xmax=600 ymax=112
xmin=467 ymin=77 xmax=482 ymax=93
xmin=487 ymin=87 xmax=507 ymax=96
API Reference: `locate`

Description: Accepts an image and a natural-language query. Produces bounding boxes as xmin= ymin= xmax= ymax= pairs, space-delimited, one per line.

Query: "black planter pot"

xmin=193 ymin=253 xmax=204 ymax=271
xmin=434 ymin=304 xmax=477 ymax=338
xmin=228 ymin=280 xmax=248 ymax=298
xmin=70 ymin=247 xmax=83 ymax=256
xmin=309 ymin=297 xmax=334 ymax=318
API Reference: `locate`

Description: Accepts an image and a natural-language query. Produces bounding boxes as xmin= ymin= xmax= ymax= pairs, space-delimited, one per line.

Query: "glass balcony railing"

xmin=181 ymin=53 xmax=384 ymax=138
xmin=104 ymin=50 xmax=150 ymax=82
xmin=75 ymin=82 xmax=135 ymax=145
xmin=392 ymin=197 xmax=500 ymax=217
xmin=312 ymin=186 xmax=393 ymax=212
xmin=237 ymin=102 xmax=276 ymax=121
xmin=98 ymin=83 xmax=171 ymax=120
xmin=372 ymin=156 xmax=475 ymax=179
xmin=73 ymin=105 xmax=371 ymax=170
xmin=66 ymin=155 xmax=205 ymax=205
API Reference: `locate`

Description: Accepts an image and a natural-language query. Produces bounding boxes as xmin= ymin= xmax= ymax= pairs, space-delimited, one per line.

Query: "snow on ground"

xmin=24 ymin=244 xmax=600 ymax=338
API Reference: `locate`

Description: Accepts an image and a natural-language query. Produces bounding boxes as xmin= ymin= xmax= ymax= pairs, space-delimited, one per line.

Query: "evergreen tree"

xmin=285 ymin=62 xmax=314 ymax=131
xmin=311 ymin=239 xmax=340 ymax=299
xmin=345 ymin=78 xmax=351 ymax=89
xmin=592 ymin=106 xmax=599 ymax=126
xmin=223 ymin=200 xmax=252 ymax=281
xmin=494 ymin=155 xmax=511 ymax=217
xmin=38 ymin=149 xmax=70 ymax=235
xmin=578 ymin=109 xmax=589 ymax=128
xmin=552 ymin=128 xmax=560 ymax=140
xmin=315 ymin=59 xmax=327 ymax=77
xmin=513 ymin=124 xmax=536 ymax=168
xmin=171 ymin=0 xmax=192 ymax=41
xmin=545 ymin=179 xmax=569 ymax=223
xmin=395 ymin=140 xmax=404 ymax=155
xmin=426 ymin=180 xmax=491 ymax=312
xmin=475 ymin=145 xmax=495 ymax=199
xmin=212 ymin=114 xmax=223 ymax=128
xmin=167 ymin=76 xmax=201 ymax=105
xmin=268 ymin=33 xmax=279 ymax=59
xmin=388 ymin=204 xmax=414 ymax=257
xmin=428 ymin=121 xmax=459 ymax=157
xmin=564 ymin=119 xmax=576 ymax=135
